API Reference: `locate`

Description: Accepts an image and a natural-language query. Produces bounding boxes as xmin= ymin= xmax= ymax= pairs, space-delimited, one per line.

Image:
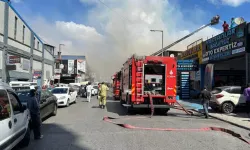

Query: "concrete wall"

xmin=33 ymin=60 xmax=42 ymax=71
xmin=44 ymin=63 xmax=52 ymax=79
xmin=0 ymin=51 xmax=2 ymax=70
xmin=44 ymin=49 xmax=54 ymax=61
xmin=33 ymin=49 xmax=42 ymax=57
xmin=0 ymin=1 xmax=4 ymax=35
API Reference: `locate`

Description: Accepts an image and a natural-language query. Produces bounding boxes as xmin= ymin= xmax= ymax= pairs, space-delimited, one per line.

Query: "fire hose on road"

xmin=103 ymin=94 xmax=250 ymax=145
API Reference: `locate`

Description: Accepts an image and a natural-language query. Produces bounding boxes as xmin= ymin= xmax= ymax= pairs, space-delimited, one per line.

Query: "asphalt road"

xmin=22 ymin=95 xmax=250 ymax=150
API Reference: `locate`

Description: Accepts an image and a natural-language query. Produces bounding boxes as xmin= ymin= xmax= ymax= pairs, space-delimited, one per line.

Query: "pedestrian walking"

xmin=86 ymin=83 xmax=92 ymax=102
xmin=99 ymin=82 xmax=109 ymax=109
xmin=243 ymin=83 xmax=250 ymax=118
xmin=200 ymin=86 xmax=212 ymax=118
xmin=27 ymin=89 xmax=43 ymax=140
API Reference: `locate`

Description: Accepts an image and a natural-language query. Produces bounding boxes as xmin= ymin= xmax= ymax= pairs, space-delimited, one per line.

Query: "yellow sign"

xmin=181 ymin=39 xmax=203 ymax=64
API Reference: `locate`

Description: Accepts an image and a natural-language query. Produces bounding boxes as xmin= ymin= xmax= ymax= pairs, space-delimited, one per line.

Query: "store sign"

xmin=77 ymin=59 xmax=86 ymax=73
xmin=8 ymin=55 xmax=21 ymax=64
xmin=181 ymin=39 xmax=202 ymax=59
xmin=68 ymin=60 xmax=75 ymax=74
xmin=177 ymin=60 xmax=199 ymax=71
xmin=202 ymin=23 xmax=246 ymax=63
xmin=54 ymin=69 xmax=61 ymax=74
xmin=54 ymin=74 xmax=60 ymax=79
xmin=61 ymin=60 xmax=68 ymax=74
xmin=180 ymin=72 xmax=190 ymax=99
xmin=33 ymin=70 xmax=42 ymax=79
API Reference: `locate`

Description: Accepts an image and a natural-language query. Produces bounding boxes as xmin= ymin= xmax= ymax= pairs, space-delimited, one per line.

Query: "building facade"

xmin=0 ymin=0 xmax=54 ymax=85
xmin=54 ymin=55 xmax=86 ymax=84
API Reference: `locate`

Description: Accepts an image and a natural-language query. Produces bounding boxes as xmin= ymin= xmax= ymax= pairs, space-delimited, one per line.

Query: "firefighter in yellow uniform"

xmin=99 ymin=82 xmax=109 ymax=109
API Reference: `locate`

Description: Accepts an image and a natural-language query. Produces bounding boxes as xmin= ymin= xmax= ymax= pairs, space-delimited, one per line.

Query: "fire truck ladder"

xmin=135 ymin=59 xmax=143 ymax=102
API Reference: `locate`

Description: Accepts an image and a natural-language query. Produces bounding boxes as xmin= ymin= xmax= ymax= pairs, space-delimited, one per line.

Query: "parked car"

xmin=92 ymin=85 xmax=99 ymax=96
xmin=16 ymin=89 xmax=58 ymax=120
xmin=51 ymin=87 xmax=77 ymax=107
xmin=0 ymin=82 xmax=31 ymax=150
xmin=210 ymin=86 xmax=246 ymax=114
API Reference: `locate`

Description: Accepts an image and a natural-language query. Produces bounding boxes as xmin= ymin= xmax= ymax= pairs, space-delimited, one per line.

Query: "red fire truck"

xmin=120 ymin=55 xmax=177 ymax=113
xmin=112 ymin=72 xmax=121 ymax=100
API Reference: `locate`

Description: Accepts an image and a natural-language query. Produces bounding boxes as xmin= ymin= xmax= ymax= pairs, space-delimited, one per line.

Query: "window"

xmin=33 ymin=37 xmax=36 ymax=48
xmin=14 ymin=16 xmax=18 ymax=39
xmin=230 ymin=87 xmax=241 ymax=94
xmin=8 ymin=92 xmax=22 ymax=115
xmin=22 ymin=25 xmax=25 ymax=43
xmin=37 ymin=41 xmax=39 ymax=50
xmin=0 ymin=90 xmax=11 ymax=121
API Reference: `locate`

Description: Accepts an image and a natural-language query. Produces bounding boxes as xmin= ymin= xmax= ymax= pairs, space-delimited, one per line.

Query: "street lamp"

xmin=150 ymin=30 xmax=164 ymax=56
xmin=58 ymin=44 xmax=65 ymax=84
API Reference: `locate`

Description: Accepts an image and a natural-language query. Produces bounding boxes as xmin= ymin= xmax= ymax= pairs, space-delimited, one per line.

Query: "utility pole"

xmin=58 ymin=44 xmax=64 ymax=84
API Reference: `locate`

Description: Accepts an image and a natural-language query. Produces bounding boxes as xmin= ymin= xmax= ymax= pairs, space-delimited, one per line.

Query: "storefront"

xmin=202 ymin=22 xmax=247 ymax=89
xmin=181 ymin=39 xmax=203 ymax=90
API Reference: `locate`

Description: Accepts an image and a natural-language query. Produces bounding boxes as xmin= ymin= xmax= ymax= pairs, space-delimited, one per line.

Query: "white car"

xmin=0 ymin=82 xmax=31 ymax=150
xmin=91 ymin=85 xmax=99 ymax=96
xmin=210 ymin=86 xmax=246 ymax=114
xmin=51 ymin=87 xmax=77 ymax=107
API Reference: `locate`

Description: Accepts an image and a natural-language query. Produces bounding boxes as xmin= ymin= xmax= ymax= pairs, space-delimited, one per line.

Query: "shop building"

xmin=201 ymin=22 xmax=248 ymax=90
xmin=54 ymin=55 xmax=86 ymax=84
xmin=180 ymin=39 xmax=203 ymax=90
xmin=0 ymin=0 xmax=54 ymax=84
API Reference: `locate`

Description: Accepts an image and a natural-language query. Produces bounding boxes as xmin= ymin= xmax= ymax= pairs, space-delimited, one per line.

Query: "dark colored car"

xmin=16 ymin=89 xmax=58 ymax=120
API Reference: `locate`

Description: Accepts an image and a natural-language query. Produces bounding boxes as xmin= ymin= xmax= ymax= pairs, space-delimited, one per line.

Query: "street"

xmin=22 ymin=94 xmax=250 ymax=150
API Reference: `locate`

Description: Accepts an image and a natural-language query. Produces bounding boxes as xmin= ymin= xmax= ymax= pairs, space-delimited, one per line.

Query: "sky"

xmin=8 ymin=0 xmax=250 ymax=80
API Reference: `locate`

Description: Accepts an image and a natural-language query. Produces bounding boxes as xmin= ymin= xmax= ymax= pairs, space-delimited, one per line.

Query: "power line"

xmin=96 ymin=0 xmax=132 ymax=23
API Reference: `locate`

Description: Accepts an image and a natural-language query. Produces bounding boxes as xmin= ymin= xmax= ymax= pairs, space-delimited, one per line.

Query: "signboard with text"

xmin=202 ymin=23 xmax=246 ymax=63
xmin=180 ymin=72 xmax=190 ymax=99
xmin=177 ymin=60 xmax=199 ymax=71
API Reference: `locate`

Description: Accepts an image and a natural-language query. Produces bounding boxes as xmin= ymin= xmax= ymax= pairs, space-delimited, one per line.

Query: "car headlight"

xmin=59 ymin=96 xmax=66 ymax=100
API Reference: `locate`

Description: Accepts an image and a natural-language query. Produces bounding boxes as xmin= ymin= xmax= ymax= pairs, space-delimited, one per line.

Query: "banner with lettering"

xmin=202 ymin=23 xmax=246 ymax=63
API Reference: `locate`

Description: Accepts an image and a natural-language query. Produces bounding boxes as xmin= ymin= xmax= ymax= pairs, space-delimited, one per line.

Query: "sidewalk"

xmin=177 ymin=99 xmax=250 ymax=131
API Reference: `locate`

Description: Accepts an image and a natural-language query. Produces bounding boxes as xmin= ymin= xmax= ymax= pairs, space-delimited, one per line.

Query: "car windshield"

xmin=93 ymin=86 xmax=98 ymax=89
xmin=16 ymin=91 xmax=32 ymax=103
xmin=52 ymin=88 xmax=68 ymax=94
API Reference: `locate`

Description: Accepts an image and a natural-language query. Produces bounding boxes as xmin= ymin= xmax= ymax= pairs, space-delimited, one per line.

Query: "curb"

xmin=178 ymin=100 xmax=250 ymax=131
xmin=208 ymin=114 xmax=250 ymax=131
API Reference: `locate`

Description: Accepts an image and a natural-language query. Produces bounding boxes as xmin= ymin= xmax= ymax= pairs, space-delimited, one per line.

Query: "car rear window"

xmin=211 ymin=88 xmax=222 ymax=94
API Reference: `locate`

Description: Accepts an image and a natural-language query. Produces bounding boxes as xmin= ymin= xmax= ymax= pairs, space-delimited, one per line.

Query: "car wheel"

xmin=221 ymin=102 xmax=234 ymax=114
xmin=52 ymin=104 xmax=57 ymax=116
xmin=66 ymin=99 xmax=70 ymax=107
xmin=18 ymin=127 xmax=30 ymax=148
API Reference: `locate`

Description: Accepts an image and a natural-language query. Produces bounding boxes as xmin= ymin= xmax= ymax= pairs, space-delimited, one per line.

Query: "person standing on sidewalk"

xmin=200 ymin=86 xmax=212 ymax=118
xmin=86 ymin=82 xmax=92 ymax=102
xmin=243 ymin=83 xmax=250 ymax=117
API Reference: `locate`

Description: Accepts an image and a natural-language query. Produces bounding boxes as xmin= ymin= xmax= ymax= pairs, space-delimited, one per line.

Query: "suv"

xmin=210 ymin=86 xmax=246 ymax=114
xmin=0 ymin=82 xmax=31 ymax=150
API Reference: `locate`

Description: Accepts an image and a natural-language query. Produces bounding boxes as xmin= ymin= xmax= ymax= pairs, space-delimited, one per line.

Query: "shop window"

xmin=0 ymin=90 xmax=11 ymax=121
xmin=230 ymin=87 xmax=242 ymax=94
